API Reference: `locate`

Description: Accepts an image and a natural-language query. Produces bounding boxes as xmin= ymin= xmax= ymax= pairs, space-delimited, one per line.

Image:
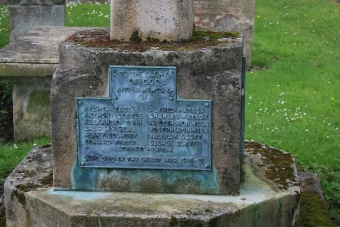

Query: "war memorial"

xmin=2 ymin=0 xmax=301 ymax=226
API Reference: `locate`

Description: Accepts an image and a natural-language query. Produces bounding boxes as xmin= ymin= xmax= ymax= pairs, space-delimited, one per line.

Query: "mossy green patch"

xmin=16 ymin=182 xmax=40 ymax=193
xmin=66 ymin=29 xmax=239 ymax=52
xmin=169 ymin=216 xmax=178 ymax=226
xmin=299 ymin=191 xmax=333 ymax=227
xmin=146 ymin=37 xmax=160 ymax=42
xmin=0 ymin=207 xmax=6 ymax=227
xmin=245 ymin=141 xmax=296 ymax=189
xmin=129 ymin=30 xmax=142 ymax=43
xmin=40 ymin=144 xmax=51 ymax=149
xmin=11 ymin=188 xmax=27 ymax=207
xmin=192 ymin=30 xmax=239 ymax=40
xmin=39 ymin=172 xmax=53 ymax=186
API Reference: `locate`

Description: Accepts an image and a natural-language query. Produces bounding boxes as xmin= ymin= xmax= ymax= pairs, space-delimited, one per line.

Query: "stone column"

xmin=110 ymin=0 xmax=194 ymax=41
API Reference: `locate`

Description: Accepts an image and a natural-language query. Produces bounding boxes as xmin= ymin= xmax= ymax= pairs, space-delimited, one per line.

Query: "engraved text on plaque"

xmin=76 ymin=66 xmax=212 ymax=170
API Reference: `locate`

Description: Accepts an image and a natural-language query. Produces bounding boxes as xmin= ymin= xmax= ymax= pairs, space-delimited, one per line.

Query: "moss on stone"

xmin=129 ymin=30 xmax=142 ymax=43
xmin=245 ymin=141 xmax=296 ymax=189
xmin=191 ymin=30 xmax=239 ymax=40
xmin=299 ymin=191 xmax=333 ymax=227
xmin=39 ymin=172 xmax=53 ymax=186
xmin=0 ymin=207 xmax=5 ymax=227
xmin=11 ymin=188 xmax=27 ymax=207
xmin=66 ymin=29 xmax=239 ymax=52
xmin=16 ymin=183 xmax=40 ymax=193
xmin=169 ymin=216 xmax=178 ymax=226
xmin=40 ymin=144 xmax=51 ymax=149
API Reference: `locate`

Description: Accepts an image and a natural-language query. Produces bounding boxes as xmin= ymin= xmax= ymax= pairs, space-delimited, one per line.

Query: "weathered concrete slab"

xmin=4 ymin=141 xmax=300 ymax=227
xmin=0 ymin=26 xmax=96 ymax=141
xmin=0 ymin=26 xmax=90 ymax=77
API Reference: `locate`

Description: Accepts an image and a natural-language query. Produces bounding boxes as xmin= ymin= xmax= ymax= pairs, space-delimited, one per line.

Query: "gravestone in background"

xmin=194 ymin=0 xmax=255 ymax=68
xmin=7 ymin=0 xmax=65 ymax=40
xmin=4 ymin=0 xmax=65 ymax=141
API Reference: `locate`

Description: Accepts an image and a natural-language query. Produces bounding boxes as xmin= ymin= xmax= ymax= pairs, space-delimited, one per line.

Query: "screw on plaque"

xmin=205 ymin=103 xmax=210 ymax=107
xmin=112 ymin=68 xmax=117 ymax=73
xmin=169 ymin=70 xmax=175 ymax=75
xmin=169 ymin=96 xmax=174 ymax=101
xmin=79 ymin=101 xmax=83 ymax=105
xmin=204 ymin=164 xmax=210 ymax=169
xmin=113 ymin=95 xmax=118 ymax=100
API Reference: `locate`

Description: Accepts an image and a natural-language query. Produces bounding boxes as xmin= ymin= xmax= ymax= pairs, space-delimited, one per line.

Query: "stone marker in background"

xmin=194 ymin=0 xmax=255 ymax=68
xmin=7 ymin=0 xmax=65 ymax=40
xmin=0 ymin=26 xmax=88 ymax=142
xmin=110 ymin=0 xmax=194 ymax=41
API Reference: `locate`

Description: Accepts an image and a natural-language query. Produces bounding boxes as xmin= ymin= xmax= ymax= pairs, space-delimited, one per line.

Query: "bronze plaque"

xmin=76 ymin=66 xmax=212 ymax=170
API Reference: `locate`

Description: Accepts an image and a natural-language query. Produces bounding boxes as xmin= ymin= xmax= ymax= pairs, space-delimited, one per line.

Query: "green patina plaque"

xmin=76 ymin=66 xmax=212 ymax=170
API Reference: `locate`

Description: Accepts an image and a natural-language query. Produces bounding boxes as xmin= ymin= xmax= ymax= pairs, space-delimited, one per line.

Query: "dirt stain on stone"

xmin=66 ymin=29 xmax=240 ymax=52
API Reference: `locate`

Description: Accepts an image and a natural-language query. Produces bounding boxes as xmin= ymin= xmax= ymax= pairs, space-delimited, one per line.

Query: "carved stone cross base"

xmin=110 ymin=0 xmax=194 ymax=41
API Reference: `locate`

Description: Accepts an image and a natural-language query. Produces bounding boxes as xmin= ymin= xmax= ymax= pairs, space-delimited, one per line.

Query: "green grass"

xmin=248 ymin=0 xmax=340 ymax=225
xmin=0 ymin=4 xmax=9 ymax=48
xmin=0 ymin=2 xmax=110 ymax=49
xmin=66 ymin=2 xmax=110 ymax=27
xmin=0 ymin=138 xmax=50 ymax=181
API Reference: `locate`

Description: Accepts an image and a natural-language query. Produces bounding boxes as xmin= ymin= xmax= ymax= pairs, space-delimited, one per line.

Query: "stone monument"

xmin=4 ymin=0 xmax=300 ymax=226
xmin=7 ymin=0 xmax=65 ymax=40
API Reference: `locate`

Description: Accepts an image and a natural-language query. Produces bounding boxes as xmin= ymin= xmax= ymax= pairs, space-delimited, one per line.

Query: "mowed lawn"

xmin=248 ymin=0 xmax=340 ymax=224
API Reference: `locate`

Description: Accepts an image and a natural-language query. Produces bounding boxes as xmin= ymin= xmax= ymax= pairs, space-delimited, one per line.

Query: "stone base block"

xmin=4 ymin=141 xmax=300 ymax=227
xmin=52 ymin=34 xmax=244 ymax=194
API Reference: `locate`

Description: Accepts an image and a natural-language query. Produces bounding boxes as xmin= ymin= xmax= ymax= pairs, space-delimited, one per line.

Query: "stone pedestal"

xmin=4 ymin=142 xmax=300 ymax=227
xmin=51 ymin=29 xmax=243 ymax=195
xmin=2 ymin=26 xmax=299 ymax=226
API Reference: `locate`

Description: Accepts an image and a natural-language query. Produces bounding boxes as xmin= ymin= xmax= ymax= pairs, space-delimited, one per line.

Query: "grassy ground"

xmin=0 ymin=5 xmax=8 ymax=48
xmin=249 ymin=0 xmax=340 ymax=224
xmin=0 ymin=0 xmax=339 ymax=225
xmin=66 ymin=2 xmax=109 ymax=27
xmin=0 ymin=138 xmax=50 ymax=181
